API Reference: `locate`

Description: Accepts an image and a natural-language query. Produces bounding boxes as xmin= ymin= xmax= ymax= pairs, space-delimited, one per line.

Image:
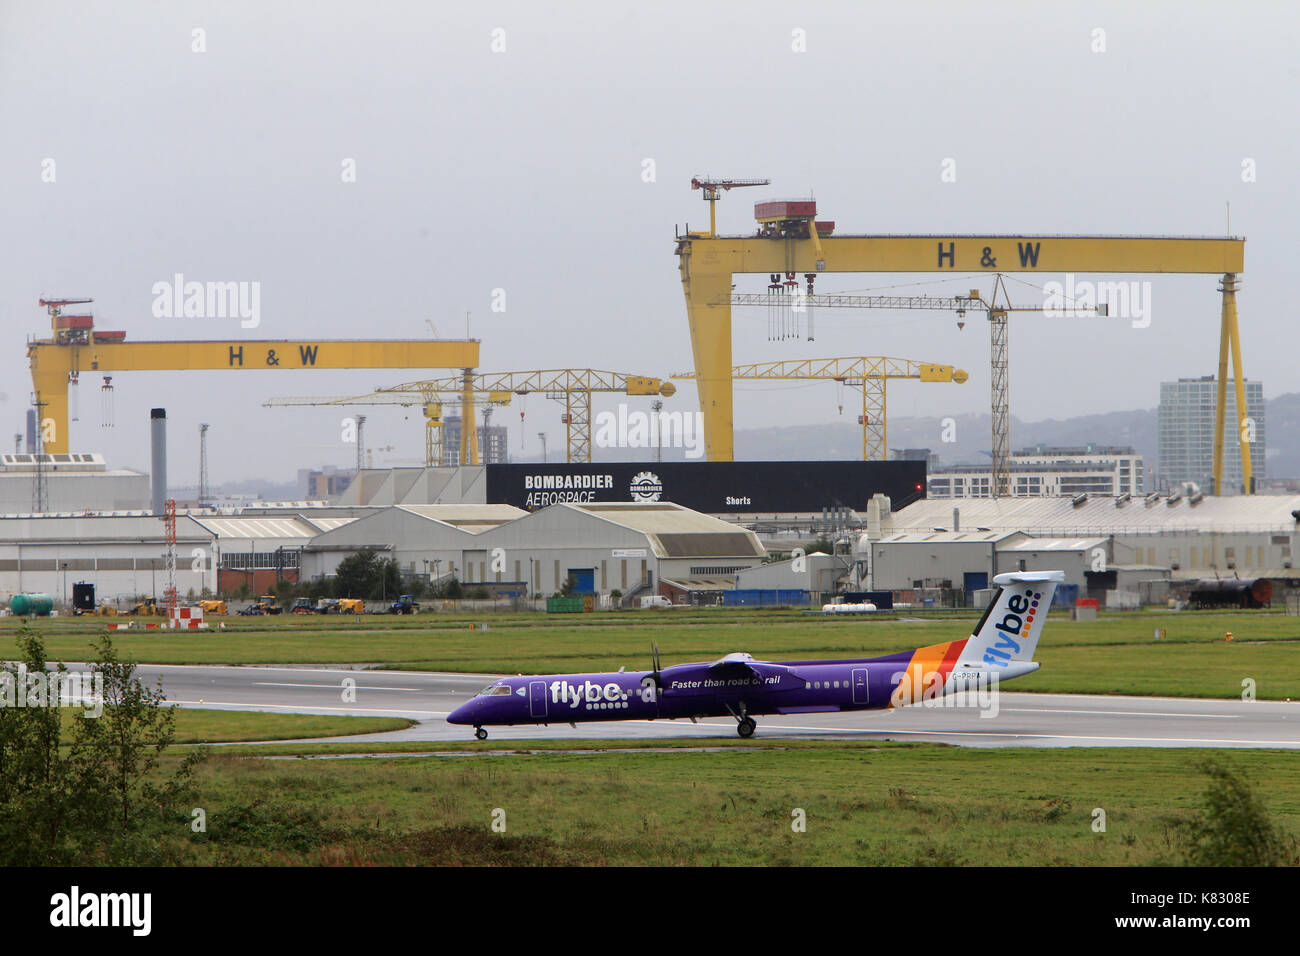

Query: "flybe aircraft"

xmin=448 ymin=570 xmax=1062 ymax=739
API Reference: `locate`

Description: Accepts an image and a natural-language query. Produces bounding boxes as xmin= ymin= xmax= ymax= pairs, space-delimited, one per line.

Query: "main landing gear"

xmin=474 ymin=726 xmax=488 ymax=740
xmin=726 ymin=702 xmax=757 ymax=738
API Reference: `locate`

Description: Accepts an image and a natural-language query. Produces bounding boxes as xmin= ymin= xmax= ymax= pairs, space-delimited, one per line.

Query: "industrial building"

xmin=0 ymin=453 xmax=149 ymax=513
xmin=927 ymin=445 xmax=1145 ymax=499
xmin=327 ymin=460 xmax=924 ymax=532
xmin=0 ymin=507 xmax=360 ymax=606
xmin=302 ymin=500 xmax=766 ymax=603
xmin=858 ymin=492 xmax=1300 ymax=607
xmin=1159 ymin=376 xmax=1265 ymax=494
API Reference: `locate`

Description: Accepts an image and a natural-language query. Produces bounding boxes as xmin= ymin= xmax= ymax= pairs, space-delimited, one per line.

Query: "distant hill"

xmin=734 ymin=391 xmax=1300 ymax=480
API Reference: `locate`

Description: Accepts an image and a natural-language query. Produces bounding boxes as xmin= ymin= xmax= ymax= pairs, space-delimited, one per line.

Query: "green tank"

xmin=9 ymin=593 xmax=54 ymax=616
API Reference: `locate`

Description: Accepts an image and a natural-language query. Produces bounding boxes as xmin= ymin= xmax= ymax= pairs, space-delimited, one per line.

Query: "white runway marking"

xmin=251 ymin=682 xmax=426 ymax=692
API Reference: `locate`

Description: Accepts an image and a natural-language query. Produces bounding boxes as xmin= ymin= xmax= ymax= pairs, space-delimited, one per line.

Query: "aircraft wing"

xmin=708 ymin=653 xmax=805 ymax=685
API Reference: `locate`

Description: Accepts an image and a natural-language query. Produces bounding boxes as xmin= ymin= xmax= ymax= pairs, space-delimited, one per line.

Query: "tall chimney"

xmin=150 ymin=408 xmax=167 ymax=515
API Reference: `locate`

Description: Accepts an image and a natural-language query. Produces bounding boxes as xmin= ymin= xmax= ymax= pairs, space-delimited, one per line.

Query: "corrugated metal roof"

xmin=998 ymin=536 xmax=1109 ymax=552
xmin=888 ymin=495 xmax=1300 ymax=534
xmin=192 ymin=516 xmax=319 ymax=539
xmin=878 ymin=530 xmax=1013 ymax=544
xmin=297 ymin=515 xmax=359 ymax=532
xmin=396 ymin=504 xmax=527 ymax=532
xmin=571 ymin=502 xmax=765 ymax=558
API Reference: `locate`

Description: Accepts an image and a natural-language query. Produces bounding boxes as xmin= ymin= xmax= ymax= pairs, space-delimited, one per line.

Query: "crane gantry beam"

xmin=676 ymin=203 xmax=1250 ymax=493
xmin=674 ymin=357 xmax=967 ymax=461
xmin=28 ymin=300 xmax=480 ymax=455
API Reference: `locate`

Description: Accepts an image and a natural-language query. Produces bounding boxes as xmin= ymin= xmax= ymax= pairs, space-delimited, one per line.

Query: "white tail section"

xmin=957 ymin=571 xmax=1064 ymax=669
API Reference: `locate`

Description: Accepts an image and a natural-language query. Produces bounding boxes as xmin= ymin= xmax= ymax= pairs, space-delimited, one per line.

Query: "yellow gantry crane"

xmin=731 ymin=276 xmax=1106 ymax=494
xmin=267 ymin=369 xmax=677 ymax=464
xmin=675 ymin=182 xmax=1251 ymax=494
xmin=674 ymin=357 xmax=967 ymax=461
xmin=28 ymin=298 xmax=480 ymax=455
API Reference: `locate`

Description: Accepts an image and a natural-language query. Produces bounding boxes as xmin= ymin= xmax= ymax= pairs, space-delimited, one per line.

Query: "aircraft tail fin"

xmin=956 ymin=570 xmax=1063 ymax=668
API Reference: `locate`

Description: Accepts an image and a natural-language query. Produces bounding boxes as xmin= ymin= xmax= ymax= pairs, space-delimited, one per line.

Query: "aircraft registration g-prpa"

xmin=448 ymin=570 xmax=1063 ymax=739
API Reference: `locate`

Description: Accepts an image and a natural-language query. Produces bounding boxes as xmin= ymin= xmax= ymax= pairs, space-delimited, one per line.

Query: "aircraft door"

xmin=851 ymin=668 xmax=869 ymax=705
xmin=529 ymin=681 xmax=548 ymax=718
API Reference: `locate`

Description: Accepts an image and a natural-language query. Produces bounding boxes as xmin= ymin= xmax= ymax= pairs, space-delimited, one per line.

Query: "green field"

xmin=58 ymin=708 xmax=413 ymax=744
xmin=157 ymin=743 xmax=1300 ymax=865
xmin=9 ymin=608 xmax=1299 ymax=700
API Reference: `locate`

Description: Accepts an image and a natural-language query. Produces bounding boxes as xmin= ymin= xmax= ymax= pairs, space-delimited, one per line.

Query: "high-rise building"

xmin=299 ymin=465 xmax=353 ymax=498
xmin=442 ymin=416 xmax=510 ymax=466
xmin=927 ymin=445 xmax=1144 ymax=499
xmin=1158 ymin=376 xmax=1265 ymax=495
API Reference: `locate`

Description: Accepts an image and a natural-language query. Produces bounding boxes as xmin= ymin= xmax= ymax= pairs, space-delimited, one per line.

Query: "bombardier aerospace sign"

xmin=490 ymin=461 xmax=926 ymax=513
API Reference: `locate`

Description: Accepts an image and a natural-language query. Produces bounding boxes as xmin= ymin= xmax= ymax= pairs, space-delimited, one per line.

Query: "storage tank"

xmin=9 ymin=593 xmax=54 ymax=617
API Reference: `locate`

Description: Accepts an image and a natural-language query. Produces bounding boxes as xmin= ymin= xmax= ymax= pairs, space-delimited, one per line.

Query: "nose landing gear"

xmin=474 ymin=726 xmax=488 ymax=740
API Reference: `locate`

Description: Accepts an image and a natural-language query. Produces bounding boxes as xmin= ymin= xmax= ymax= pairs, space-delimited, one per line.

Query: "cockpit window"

xmin=477 ymin=684 xmax=512 ymax=697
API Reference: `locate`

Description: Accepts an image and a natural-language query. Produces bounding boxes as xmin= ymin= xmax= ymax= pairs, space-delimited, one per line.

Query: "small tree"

xmin=1183 ymin=759 xmax=1297 ymax=866
xmin=75 ymin=633 xmax=202 ymax=835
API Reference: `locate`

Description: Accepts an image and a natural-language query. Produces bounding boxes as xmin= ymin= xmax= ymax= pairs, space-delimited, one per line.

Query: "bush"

xmin=1182 ymin=759 xmax=1297 ymax=866
xmin=0 ymin=628 xmax=204 ymax=864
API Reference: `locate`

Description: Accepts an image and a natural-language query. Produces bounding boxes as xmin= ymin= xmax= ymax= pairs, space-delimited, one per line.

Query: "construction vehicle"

xmin=329 ymin=598 xmax=365 ymax=615
xmin=290 ymin=597 xmax=316 ymax=614
xmin=128 ymin=597 xmax=164 ymax=617
xmin=198 ymin=599 xmax=227 ymax=615
xmin=388 ymin=594 xmax=420 ymax=615
xmin=258 ymin=594 xmax=283 ymax=615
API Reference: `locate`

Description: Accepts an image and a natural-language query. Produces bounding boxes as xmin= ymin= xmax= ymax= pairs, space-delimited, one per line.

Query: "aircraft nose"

xmin=447 ymin=699 xmax=477 ymax=725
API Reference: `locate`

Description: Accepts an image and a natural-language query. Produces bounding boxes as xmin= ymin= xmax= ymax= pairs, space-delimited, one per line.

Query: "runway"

xmin=136 ymin=663 xmax=1300 ymax=749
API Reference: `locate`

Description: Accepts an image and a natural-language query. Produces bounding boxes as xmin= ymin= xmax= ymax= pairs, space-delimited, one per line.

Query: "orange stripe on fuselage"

xmin=889 ymin=638 xmax=969 ymax=707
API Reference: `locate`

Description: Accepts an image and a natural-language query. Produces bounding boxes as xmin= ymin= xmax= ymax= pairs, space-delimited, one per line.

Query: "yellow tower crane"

xmin=731 ymin=276 xmax=1106 ymax=494
xmin=28 ymin=298 xmax=479 ymax=455
xmin=675 ymin=182 xmax=1251 ymax=493
xmin=373 ymin=369 xmax=677 ymax=463
xmin=674 ymin=357 xmax=967 ymax=461
xmin=263 ymin=388 xmax=513 ymax=467
xmin=267 ymin=369 xmax=677 ymax=464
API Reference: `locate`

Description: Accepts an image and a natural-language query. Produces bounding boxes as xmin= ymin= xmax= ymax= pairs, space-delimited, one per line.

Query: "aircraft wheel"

xmin=475 ymin=727 xmax=488 ymax=741
xmin=737 ymin=717 xmax=756 ymax=739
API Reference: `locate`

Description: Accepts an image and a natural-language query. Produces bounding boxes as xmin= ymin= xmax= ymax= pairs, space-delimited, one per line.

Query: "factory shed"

xmin=734 ymin=551 xmax=850 ymax=600
xmin=190 ymin=514 xmax=351 ymax=595
xmin=300 ymin=500 xmax=765 ymax=602
xmin=861 ymin=493 xmax=1300 ymax=607
xmin=300 ymin=504 xmax=526 ymax=583
xmin=0 ymin=512 xmax=210 ymax=607
xmin=333 ymin=466 xmax=488 ymax=507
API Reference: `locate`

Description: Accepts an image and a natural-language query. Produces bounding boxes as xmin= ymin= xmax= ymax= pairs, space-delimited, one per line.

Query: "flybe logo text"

xmin=983 ymin=588 xmax=1043 ymax=667
xmin=549 ymin=679 xmax=629 ymax=709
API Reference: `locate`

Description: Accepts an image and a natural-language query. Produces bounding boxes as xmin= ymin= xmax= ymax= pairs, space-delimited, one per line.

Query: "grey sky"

xmin=2 ymin=0 xmax=1296 ymax=484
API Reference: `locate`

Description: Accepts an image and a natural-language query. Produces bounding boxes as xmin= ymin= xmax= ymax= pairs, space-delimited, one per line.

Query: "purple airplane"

xmin=448 ymin=570 xmax=1063 ymax=739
